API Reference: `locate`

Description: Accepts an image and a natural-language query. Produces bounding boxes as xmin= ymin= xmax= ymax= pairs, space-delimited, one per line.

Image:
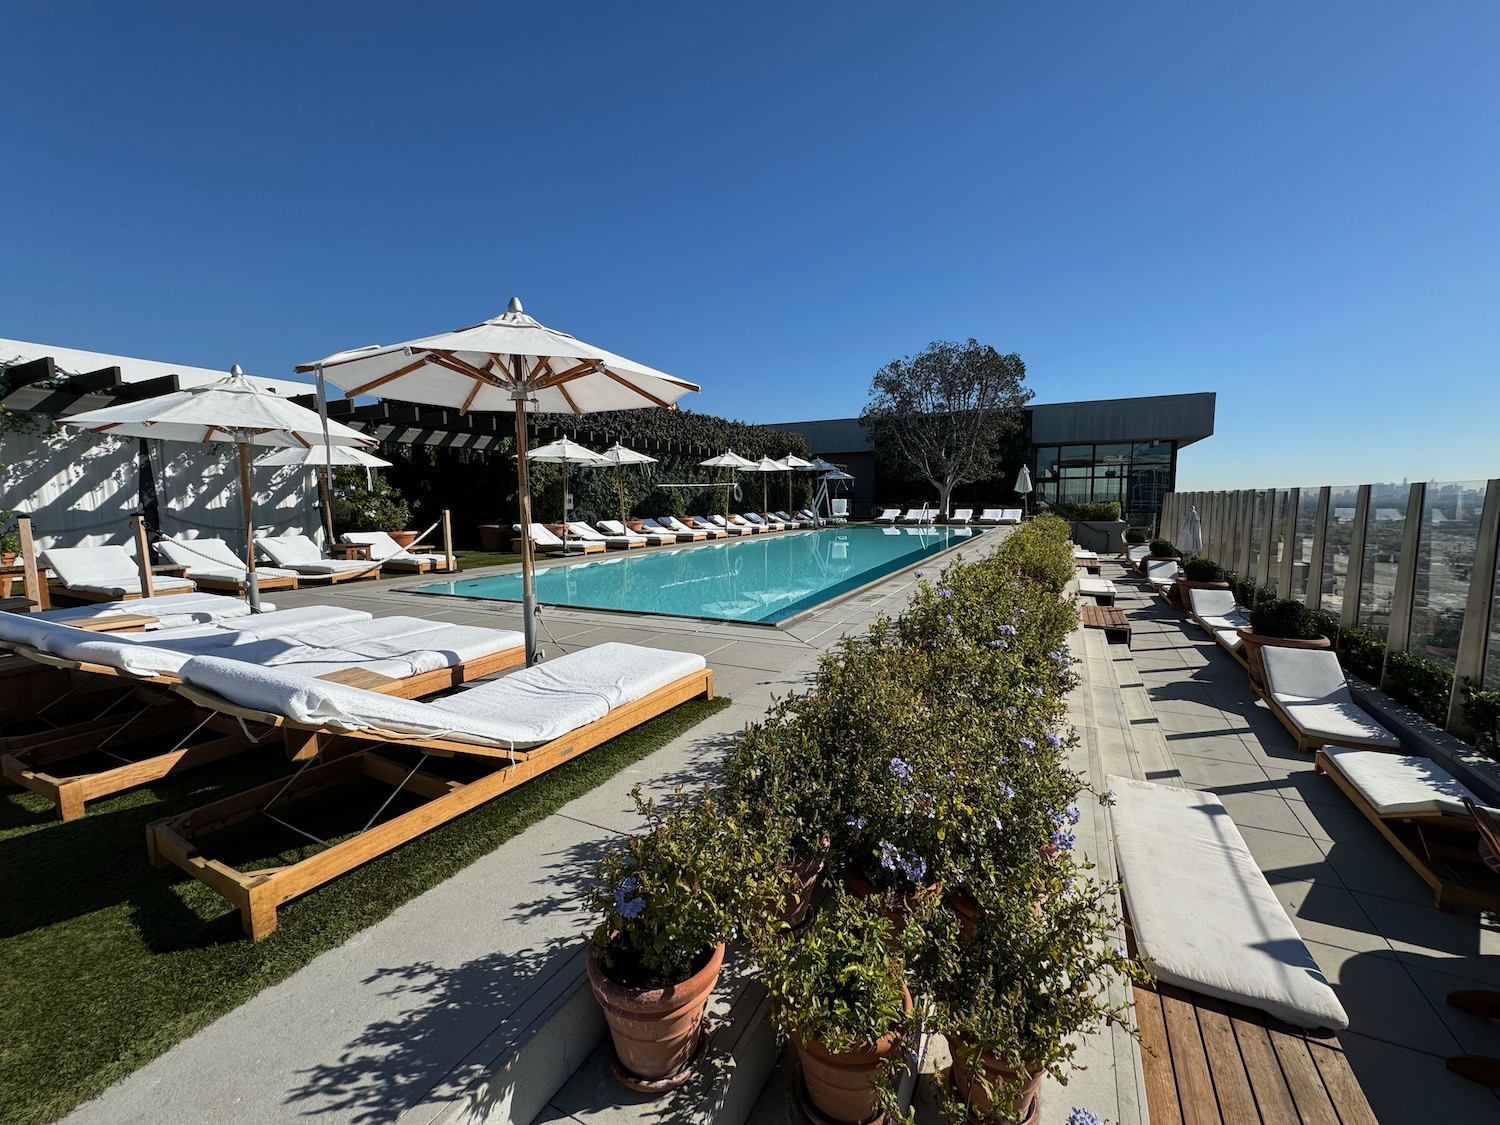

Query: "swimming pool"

xmin=411 ymin=525 xmax=987 ymax=623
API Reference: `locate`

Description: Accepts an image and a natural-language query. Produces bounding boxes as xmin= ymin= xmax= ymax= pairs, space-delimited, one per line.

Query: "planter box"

xmin=1070 ymin=520 xmax=1128 ymax=556
xmin=478 ymin=524 xmax=509 ymax=551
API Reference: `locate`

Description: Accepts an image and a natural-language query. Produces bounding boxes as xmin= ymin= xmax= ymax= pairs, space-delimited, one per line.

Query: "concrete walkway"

xmin=59 ymin=531 xmax=1000 ymax=1125
xmin=1094 ymin=561 xmax=1500 ymax=1121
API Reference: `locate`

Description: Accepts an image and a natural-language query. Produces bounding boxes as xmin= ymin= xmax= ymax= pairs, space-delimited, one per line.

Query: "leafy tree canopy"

xmin=860 ymin=339 xmax=1032 ymax=515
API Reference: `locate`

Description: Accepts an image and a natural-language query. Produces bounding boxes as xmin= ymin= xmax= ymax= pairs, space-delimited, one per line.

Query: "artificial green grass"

xmin=452 ymin=549 xmax=523 ymax=570
xmin=0 ymin=694 xmax=729 ymax=1125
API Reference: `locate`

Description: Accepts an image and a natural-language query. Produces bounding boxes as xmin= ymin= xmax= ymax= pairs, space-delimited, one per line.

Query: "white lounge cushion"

xmin=999 ymin=509 xmax=1023 ymax=523
xmin=1110 ymin=775 xmax=1348 ymax=1030
xmin=1261 ymin=647 xmax=1401 ymax=750
xmin=1213 ymin=628 xmax=1244 ymax=652
xmin=977 ymin=509 xmax=1003 ymax=521
xmin=1077 ymin=578 xmax=1116 ymax=597
xmin=1126 ymin=545 xmax=1151 ymax=564
xmin=1188 ymin=588 xmax=1237 ymax=620
xmin=341 ymin=531 xmax=445 ymax=565
xmin=41 ymin=544 xmax=198 ymax=596
xmin=1146 ymin=560 xmax=1180 ymax=591
xmin=179 ymin=641 xmax=706 ymax=750
xmin=1322 ymin=748 xmax=1497 ymax=818
xmin=29 ymin=594 xmax=261 ymax=631
xmin=253 ymin=535 xmax=327 ymax=567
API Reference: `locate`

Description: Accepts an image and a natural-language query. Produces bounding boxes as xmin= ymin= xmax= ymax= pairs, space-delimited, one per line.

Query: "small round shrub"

xmin=1147 ymin=538 xmax=1178 ymax=558
xmin=1249 ymin=598 xmax=1321 ymax=640
xmin=1124 ymin=530 xmax=1147 ymax=545
xmin=1182 ymin=556 xmax=1225 ymax=583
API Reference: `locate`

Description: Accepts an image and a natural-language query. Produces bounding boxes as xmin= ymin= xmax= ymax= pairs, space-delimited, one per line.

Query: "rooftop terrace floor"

xmin=47 ymin=540 xmax=1500 ymax=1125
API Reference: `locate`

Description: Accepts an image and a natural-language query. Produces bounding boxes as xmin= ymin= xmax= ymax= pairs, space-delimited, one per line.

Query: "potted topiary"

xmin=586 ymin=786 xmax=784 ymax=1093
xmin=1238 ymin=598 xmax=1333 ymax=694
xmin=755 ymin=889 xmax=913 ymax=1125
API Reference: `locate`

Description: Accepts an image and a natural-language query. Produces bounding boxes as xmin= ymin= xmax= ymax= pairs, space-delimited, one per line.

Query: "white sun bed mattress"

xmin=1261 ymin=647 xmax=1401 ymax=750
xmin=1321 ymin=748 xmax=1500 ymax=819
xmin=1110 ymin=775 xmax=1348 ymax=1030
xmin=35 ymin=593 xmax=264 ymax=630
xmin=179 ymin=642 xmax=707 ymax=750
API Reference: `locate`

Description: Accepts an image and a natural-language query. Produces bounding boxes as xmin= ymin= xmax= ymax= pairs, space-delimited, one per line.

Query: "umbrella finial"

xmin=508 ymin=297 xmax=524 ymax=313
xmin=230 ymin=364 xmax=243 ymax=377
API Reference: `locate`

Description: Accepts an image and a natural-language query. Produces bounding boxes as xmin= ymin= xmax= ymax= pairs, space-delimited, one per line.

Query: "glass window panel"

xmin=1059 ymin=445 xmax=1094 ymax=469
xmin=1319 ymin=486 xmax=1359 ymax=616
xmin=1132 ymin=441 xmax=1172 ymax=463
xmin=1126 ymin=463 xmax=1169 ymax=528
xmin=1248 ymin=491 xmax=1266 ymax=584
xmin=1094 ymin=443 xmax=1132 ymax=469
xmin=1060 ymin=476 xmax=1092 ymax=506
xmin=1035 ymin=447 xmax=1059 ymax=481
xmin=1408 ymin=480 xmax=1485 ymax=671
xmin=1358 ymin=482 xmax=1410 ymax=637
xmin=1488 ymin=523 xmax=1500 ymax=691
xmin=1092 ymin=475 xmax=1124 ymax=503
xmin=1288 ymin=490 xmax=1320 ymax=604
xmin=1270 ymin=491 xmax=1289 ymax=588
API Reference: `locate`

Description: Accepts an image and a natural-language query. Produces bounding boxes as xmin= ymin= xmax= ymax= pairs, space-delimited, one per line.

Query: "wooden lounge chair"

xmin=975 ymin=508 xmax=1004 ymax=524
xmin=1315 ymin=747 xmax=1500 ymax=912
xmin=740 ymin=513 xmax=783 ymax=531
xmin=1445 ymin=798 xmax=1500 ymax=1090
xmin=155 ymin=537 xmax=300 ymax=594
xmin=563 ymin=522 xmax=642 ymax=550
xmin=1 ymin=610 xmax=525 ymax=820
xmin=1126 ymin=543 xmax=1151 ymax=568
xmin=725 ymin=514 xmax=765 ymax=534
xmin=997 ymin=508 xmax=1023 ymax=525
xmin=341 ymin=531 xmax=457 ymax=573
xmin=707 ymin=515 xmax=753 ymax=535
xmin=948 ymin=508 xmax=973 ymax=524
xmin=256 ymin=535 xmax=385 ymax=582
xmin=641 ymin=517 xmax=706 ymax=542
xmin=1260 ymin=646 xmax=1400 ymax=754
xmin=514 ymin=523 xmax=605 ymax=555
xmin=152 ymin=642 xmax=714 ymax=939
xmin=1145 ymin=558 xmax=1181 ymax=597
xmin=1188 ymin=587 xmax=1250 ymax=663
xmin=598 ymin=520 xmax=674 ymax=546
xmin=897 ymin=507 xmax=934 ymax=524
xmin=662 ymin=515 xmax=724 ymax=539
xmin=685 ymin=516 xmax=735 ymax=538
xmin=41 ymin=545 xmax=197 ymax=603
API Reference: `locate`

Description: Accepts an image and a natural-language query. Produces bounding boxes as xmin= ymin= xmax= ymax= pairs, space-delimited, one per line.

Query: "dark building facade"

xmin=768 ymin=392 xmax=1215 ymax=529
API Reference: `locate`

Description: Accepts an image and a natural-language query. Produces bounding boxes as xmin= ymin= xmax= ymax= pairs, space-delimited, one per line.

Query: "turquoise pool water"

xmin=411 ymin=525 xmax=987 ymax=623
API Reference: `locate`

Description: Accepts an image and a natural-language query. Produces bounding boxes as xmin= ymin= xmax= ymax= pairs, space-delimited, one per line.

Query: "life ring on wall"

xmin=732 ymin=483 xmax=743 ymax=503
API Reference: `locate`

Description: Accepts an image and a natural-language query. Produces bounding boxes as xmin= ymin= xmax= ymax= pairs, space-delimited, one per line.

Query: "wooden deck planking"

xmin=1137 ymin=984 xmax=1378 ymax=1125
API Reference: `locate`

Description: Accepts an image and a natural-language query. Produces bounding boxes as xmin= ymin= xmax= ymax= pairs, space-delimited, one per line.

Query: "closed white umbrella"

xmin=1178 ymin=505 xmax=1203 ymax=557
xmin=60 ymin=367 xmax=375 ymax=610
xmin=526 ymin=437 xmax=606 ymax=540
xmin=303 ymin=298 xmax=698 ymax=664
xmin=597 ymin=442 xmax=657 ymax=524
xmin=699 ymin=451 xmax=757 ymax=517
xmin=1015 ymin=464 xmax=1034 ymax=518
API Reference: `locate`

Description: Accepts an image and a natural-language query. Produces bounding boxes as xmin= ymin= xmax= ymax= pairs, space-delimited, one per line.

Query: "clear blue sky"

xmin=3 ymin=2 xmax=1495 ymax=491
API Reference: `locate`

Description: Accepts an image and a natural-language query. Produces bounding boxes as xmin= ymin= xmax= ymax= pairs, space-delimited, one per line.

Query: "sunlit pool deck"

xmin=52 ymin=532 xmax=1500 ymax=1125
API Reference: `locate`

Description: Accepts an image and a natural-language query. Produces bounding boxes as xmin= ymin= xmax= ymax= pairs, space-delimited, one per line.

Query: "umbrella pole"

xmin=616 ymin=465 xmax=627 ymax=525
xmin=238 ymin=442 xmax=261 ymax=613
xmin=318 ymin=466 xmax=335 ymax=546
xmin=513 ymin=394 xmax=538 ymax=665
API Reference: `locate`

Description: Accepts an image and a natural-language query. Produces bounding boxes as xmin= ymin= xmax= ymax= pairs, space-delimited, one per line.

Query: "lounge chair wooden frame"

xmin=188 ymin=572 xmax=301 ymax=595
xmin=148 ymin=666 xmax=714 ymax=939
xmin=53 ymin=566 xmax=198 ymax=604
xmin=1263 ymin=694 xmax=1390 ymax=756
xmin=1315 ymin=750 xmax=1500 ymax=913
xmin=0 ymin=643 xmax=525 ymax=821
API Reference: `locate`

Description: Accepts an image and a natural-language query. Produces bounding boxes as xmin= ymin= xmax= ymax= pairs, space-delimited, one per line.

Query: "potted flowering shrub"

xmin=586 ymin=786 xmax=786 ymax=1092
xmin=755 ymin=890 xmax=913 ymax=1125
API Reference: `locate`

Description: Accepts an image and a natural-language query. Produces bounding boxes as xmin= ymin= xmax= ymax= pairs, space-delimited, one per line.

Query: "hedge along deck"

xmin=148 ymin=666 xmax=715 ymax=940
xmin=0 ymin=643 xmax=525 ymax=821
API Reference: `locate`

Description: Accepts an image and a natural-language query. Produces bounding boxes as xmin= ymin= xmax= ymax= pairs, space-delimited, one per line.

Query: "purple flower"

xmin=989 ymin=639 xmax=1007 ymax=649
xmin=993 ymin=816 xmax=1004 ymax=831
xmin=997 ymin=624 xmax=1018 ymax=636
xmin=900 ymin=854 xmax=928 ymax=884
xmin=1049 ymin=650 xmax=1066 ymax=664
xmin=1066 ymin=804 xmax=1081 ymax=825
xmin=845 ymin=815 xmax=868 ymax=830
xmin=889 ymin=757 xmax=913 ymax=782
xmin=1044 ymin=731 xmax=1061 ymax=749
xmin=915 ymin=570 xmax=925 ymax=579
xmin=1050 ymin=829 xmax=1077 ymax=851
xmin=997 ymin=781 xmax=1015 ymax=799
xmin=618 ymin=895 xmax=646 ymax=919
xmin=1066 ymin=1110 xmax=1103 ymax=1125
xmin=938 ymin=588 xmax=952 ymax=599
xmin=879 ymin=840 xmax=900 ymax=870
xmin=1019 ymin=737 xmax=1036 ymax=755
xmin=614 ymin=878 xmax=646 ymax=919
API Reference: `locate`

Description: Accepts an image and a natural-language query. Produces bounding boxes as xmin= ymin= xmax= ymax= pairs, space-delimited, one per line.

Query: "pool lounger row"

xmin=153 ymin=642 xmax=713 ymax=940
xmin=1 ymin=607 xmax=525 ymax=820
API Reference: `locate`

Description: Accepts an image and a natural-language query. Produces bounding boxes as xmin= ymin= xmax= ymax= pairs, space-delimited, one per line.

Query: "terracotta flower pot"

xmin=949 ymin=1037 xmax=1044 ymax=1125
xmin=389 ymin=530 xmax=420 ymax=548
xmin=587 ymin=942 xmax=724 ymax=1091
xmin=795 ymin=984 xmax=913 ymax=1125
xmin=781 ymin=854 xmax=827 ymax=931
xmin=842 ymin=870 xmax=938 ymax=943
xmin=1236 ymin=627 xmax=1331 ymax=695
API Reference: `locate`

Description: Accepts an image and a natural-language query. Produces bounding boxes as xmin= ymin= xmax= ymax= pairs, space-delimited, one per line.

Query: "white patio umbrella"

xmin=526 ymin=437 xmax=606 ymax=543
xmin=1015 ymin=464 xmax=1034 ymax=517
xmin=255 ymin=444 xmax=393 ymax=542
xmin=597 ymin=442 xmax=657 ymax=524
xmin=1178 ymin=505 xmax=1203 ymax=557
xmin=60 ymin=367 xmax=375 ymax=610
xmin=699 ymin=451 xmax=756 ymax=517
xmin=301 ymin=298 xmax=699 ymax=664
xmin=744 ymin=456 xmax=784 ymax=515
xmin=776 ymin=453 xmax=814 ymax=512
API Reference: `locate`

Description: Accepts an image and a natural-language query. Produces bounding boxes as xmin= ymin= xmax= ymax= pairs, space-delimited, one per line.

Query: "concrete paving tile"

xmin=1217 ymin=790 xmax=1319 ymax=838
xmin=1322 ymin=840 xmax=1437 ymax=906
xmin=1238 ymin=823 xmax=1336 ymax=881
xmin=1401 ymin=961 xmax=1500 ymax=1057
xmin=1286 ymin=798 xmax=1392 ymax=848
xmin=1308 ymin=944 xmax=1465 ymax=1056
xmin=1171 ymin=753 xmax=1273 ymax=794
xmin=1269 ymin=879 xmax=1393 ymax=954
xmin=1339 ymin=1028 xmax=1500 ymax=1120
xmin=1360 ymin=893 xmax=1500 ymax=967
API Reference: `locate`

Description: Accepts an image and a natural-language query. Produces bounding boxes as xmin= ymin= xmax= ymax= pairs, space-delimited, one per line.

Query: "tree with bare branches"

xmin=860 ymin=339 xmax=1032 ymax=517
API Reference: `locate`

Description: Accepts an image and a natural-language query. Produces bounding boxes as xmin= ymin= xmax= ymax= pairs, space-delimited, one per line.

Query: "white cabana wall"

xmin=1 ymin=426 xmax=324 ymax=551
